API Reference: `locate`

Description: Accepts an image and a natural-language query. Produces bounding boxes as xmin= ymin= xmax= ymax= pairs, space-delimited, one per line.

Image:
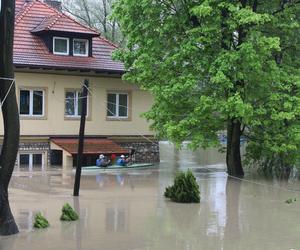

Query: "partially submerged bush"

xmin=164 ymin=170 xmax=200 ymax=203
xmin=60 ymin=203 xmax=79 ymax=221
xmin=285 ymin=198 xmax=296 ymax=204
xmin=34 ymin=212 xmax=49 ymax=229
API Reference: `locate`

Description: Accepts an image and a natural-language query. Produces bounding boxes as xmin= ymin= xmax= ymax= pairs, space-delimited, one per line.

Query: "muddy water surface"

xmin=1 ymin=142 xmax=300 ymax=250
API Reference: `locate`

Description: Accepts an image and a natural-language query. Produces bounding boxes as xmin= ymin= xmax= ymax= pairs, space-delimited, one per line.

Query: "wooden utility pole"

xmin=73 ymin=79 xmax=89 ymax=196
xmin=0 ymin=0 xmax=20 ymax=235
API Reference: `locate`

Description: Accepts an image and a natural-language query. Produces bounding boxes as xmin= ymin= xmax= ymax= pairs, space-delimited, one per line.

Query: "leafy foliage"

xmin=34 ymin=213 xmax=49 ymax=229
xmin=113 ymin=1 xmax=300 ymax=175
xmin=60 ymin=203 xmax=79 ymax=221
xmin=165 ymin=170 xmax=200 ymax=203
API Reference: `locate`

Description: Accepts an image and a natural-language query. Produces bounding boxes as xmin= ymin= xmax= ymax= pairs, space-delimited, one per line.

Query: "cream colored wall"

xmin=0 ymin=72 xmax=154 ymax=136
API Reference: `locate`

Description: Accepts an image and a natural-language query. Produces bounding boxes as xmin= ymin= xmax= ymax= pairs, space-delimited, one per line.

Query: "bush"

xmin=60 ymin=203 xmax=79 ymax=221
xmin=34 ymin=212 xmax=49 ymax=228
xmin=164 ymin=170 xmax=200 ymax=203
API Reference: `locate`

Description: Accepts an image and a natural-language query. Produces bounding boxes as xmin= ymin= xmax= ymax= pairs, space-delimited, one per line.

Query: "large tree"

xmin=112 ymin=0 xmax=300 ymax=176
xmin=0 ymin=0 xmax=20 ymax=235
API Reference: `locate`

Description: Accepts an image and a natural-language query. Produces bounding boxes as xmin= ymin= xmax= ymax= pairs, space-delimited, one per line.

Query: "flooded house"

xmin=0 ymin=0 xmax=159 ymax=169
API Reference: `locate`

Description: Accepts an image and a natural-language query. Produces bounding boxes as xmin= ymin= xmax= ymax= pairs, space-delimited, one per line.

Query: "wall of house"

xmin=0 ymin=72 xmax=154 ymax=137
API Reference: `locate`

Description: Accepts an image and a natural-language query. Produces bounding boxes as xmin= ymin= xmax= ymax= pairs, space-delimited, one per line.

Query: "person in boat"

xmin=116 ymin=155 xmax=131 ymax=166
xmin=110 ymin=153 xmax=117 ymax=165
xmin=96 ymin=154 xmax=111 ymax=167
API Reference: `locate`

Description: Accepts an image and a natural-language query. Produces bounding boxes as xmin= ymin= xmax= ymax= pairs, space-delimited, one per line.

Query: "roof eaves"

xmin=14 ymin=63 xmax=125 ymax=75
xmin=50 ymin=140 xmax=71 ymax=154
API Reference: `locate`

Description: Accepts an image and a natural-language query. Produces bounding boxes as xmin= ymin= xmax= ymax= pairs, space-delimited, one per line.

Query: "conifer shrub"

xmin=60 ymin=203 xmax=79 ymax=221
xmin=164 ymin=170 xmax=200 ymax=203
xmin=34 ymin=212 xmax=49 ymax=229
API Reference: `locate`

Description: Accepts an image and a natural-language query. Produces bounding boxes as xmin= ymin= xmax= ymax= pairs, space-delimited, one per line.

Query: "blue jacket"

xmin=116 ymin=158 xmax=126 ymax=166
xmin=96 ymin=158 xmax=105 ymax=167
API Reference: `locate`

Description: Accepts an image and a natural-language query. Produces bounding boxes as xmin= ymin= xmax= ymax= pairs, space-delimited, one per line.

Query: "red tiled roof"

xmin=14 ymin=0 xmax=124 ymax=73
xmin=31 ymin=14 xmax=99 ymax=36
xmin=51 ymin=138 xmax=129 ymax=155
xmin=16 ymin=0 xmax=26 ymax=14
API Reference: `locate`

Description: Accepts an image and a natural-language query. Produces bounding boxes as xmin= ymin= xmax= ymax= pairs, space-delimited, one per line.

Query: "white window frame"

xmin=65 ymin=90 xmax=89 ymax=117
xmin=53 ymin=36 xmax=69 ymax=55
xmin=107 ymin=93 xmax=129 ymax=118
xmin=19 ymin=89 xmax=45 ymax=117
xmin=18 ymin=153 xmax=45 ymax=170
xmin=73 ymin=38 xmax=89 ymax=57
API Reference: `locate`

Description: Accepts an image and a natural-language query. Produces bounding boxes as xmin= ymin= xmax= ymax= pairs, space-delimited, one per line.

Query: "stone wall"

xmin=119 ymin=141 xmax=160 ymax=163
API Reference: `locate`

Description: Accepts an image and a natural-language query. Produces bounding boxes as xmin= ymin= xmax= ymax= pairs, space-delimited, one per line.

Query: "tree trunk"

xmin=226 ymin=119 xmax=244 ymax=177
xmin=0 ymin=0 xmax=20 ymax=235
xmin=0 ymin=184 xmax=18 ymax=235
xmin=73 ymin=80 xmax=88 ymax=196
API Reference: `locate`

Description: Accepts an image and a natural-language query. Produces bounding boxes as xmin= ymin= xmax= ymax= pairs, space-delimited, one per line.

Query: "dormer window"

xmin=73 ymin=39 xmax=89 ymax=57
xmin=53 ymin=37 xmax=69 ymax=55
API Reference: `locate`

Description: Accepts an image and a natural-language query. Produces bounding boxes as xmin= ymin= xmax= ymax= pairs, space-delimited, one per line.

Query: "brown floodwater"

xmin=1 ymin=142 xmax=300 ymax=250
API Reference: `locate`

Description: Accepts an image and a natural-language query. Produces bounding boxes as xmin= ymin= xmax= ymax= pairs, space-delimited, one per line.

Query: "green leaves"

xmin=60 ymin=203 xmax=79 ymax=221
xmin=191 ymin=1 xmax=213 ymax=18
xmin=34 ymin=213 xmax=49 ymax=229
xmin=113 ymin=0 xmax=300 ymax=174
xmin=33 ymin=204 xmax=79 ymax=230
xmin=232 ymin=7 xmax=271 ymax=26
xmin=165 ymin=170 xmax=200 ymax=203
xmin=221 ymin=93 xmax=253 ymax=121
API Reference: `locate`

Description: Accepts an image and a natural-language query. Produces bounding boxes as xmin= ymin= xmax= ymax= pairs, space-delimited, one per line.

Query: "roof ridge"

xmin=16 ymin=0 xmax=29 ymax=15
xmin=36 ymin=0 xmax=100 ymax=36
xmin=15 ymin=0 xmax=36 ymax=25
xmin=46 ymin=13 xmax=62 ymax=30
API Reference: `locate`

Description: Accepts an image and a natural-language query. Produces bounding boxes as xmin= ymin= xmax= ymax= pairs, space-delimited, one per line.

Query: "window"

xmin=20 ymin=89 xmax=44 ymax=116
xmin=19 ymin=153 xmax=44 ymax=169
xmin=50 ymin=150 xmax=63 ymax=166
xmin=53 ymin=37 xmax=69 ymax=55
xmin=65 ymin=90 xmax=88 ymax=117
xmin=73 ymin=39 xmax=89 ymax=56
xmin=107 ymin=93 xmax=128 ymax=118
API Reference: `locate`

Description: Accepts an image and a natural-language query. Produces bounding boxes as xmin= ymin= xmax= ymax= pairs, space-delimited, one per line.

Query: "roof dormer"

xmin=31 ymin=7 xmax=99 ymax=57
xmin=14 ymin=0 xmax=124 ymax=73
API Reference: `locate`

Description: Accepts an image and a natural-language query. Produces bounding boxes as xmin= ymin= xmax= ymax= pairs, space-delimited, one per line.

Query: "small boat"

xmin=75 ymin=163 xmax=156 ymax=172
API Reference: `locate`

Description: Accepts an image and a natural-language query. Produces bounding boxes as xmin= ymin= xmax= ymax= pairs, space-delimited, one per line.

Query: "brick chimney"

xmin=44 ymin=0 xmax=62 ymax=11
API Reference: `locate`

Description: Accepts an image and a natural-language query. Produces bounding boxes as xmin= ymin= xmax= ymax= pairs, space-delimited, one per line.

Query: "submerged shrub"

xmin=285 ymin=198 xmax=296 ymax=204
xmin=34 ymin=212 xmax=49 ymax=229
xmin=60 ymin=203 xmax=79 ymax=221
xmin=164 ymin=170 xmax=200 ymax=203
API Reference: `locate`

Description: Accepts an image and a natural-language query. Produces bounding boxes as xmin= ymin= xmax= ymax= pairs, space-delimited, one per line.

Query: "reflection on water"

xmin=17 ymin=209 xmax=35 ymax=231
xmin=1 ymin=143 xmax=300 ymax=250
xmin=106 ymin=205 xmax=128 ymax=233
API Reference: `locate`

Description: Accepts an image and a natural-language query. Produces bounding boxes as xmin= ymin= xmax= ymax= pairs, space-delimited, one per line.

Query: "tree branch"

xmin=272 ymin=0 xmax=300 ymax=15
xmin=252 ymin=0 xmax=258 ymax=12
xmin=63 ymin=5 xmax=94 ymax=28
